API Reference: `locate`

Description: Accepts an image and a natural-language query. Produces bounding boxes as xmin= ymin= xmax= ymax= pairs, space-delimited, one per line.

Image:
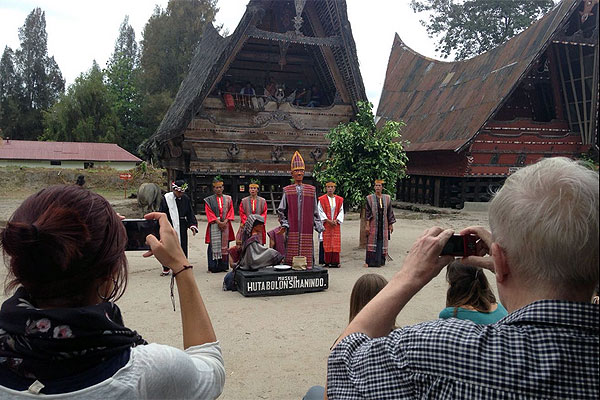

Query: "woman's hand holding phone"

xmin=143 ymin=212 xmax=188 ymax=272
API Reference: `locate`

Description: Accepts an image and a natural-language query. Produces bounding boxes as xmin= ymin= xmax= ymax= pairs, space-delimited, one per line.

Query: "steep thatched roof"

xmin=376 ymin=0 xmax=580 ymax=153
xmin=146 ymin=0 xmax=366 ymax=152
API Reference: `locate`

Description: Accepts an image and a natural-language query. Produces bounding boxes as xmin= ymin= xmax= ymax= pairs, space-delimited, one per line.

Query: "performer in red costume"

xmin=204 ymin=176 xmax=235 ymax=272
xmin=318 ymin=181 xmax=344 ymax=268
xmin=238 ymin=179 xmax=267 ymax=244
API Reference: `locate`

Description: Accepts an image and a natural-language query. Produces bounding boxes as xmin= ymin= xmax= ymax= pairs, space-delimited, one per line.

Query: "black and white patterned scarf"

xmin=0 ymin=287 xmax=146 ymax=382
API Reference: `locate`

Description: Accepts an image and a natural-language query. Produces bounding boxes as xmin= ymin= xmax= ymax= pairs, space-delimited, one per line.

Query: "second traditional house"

xmin=377 ymin=0 xmax=598 ymax=208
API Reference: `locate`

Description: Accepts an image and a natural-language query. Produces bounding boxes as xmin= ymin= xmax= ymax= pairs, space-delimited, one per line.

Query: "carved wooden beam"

xmin=552 ymin=27 xmax=598 ymax=46
xmin=247 ymin=26 xmax=342 ymax=47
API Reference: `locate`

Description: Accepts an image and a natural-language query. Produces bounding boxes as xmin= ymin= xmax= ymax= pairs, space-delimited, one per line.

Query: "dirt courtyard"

xmin=0 ymin=196 xmax=493 ymax=399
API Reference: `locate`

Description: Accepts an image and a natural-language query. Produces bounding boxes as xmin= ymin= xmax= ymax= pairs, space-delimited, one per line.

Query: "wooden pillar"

xmin=459 ymin=179 xmax=466 ymax=209
xmin=434 ymin=178 xmax=441 ymax=207
xmin=547 ymin=46 xmax=565 ymax=120
xmin=231 ymin=175 xmax=239 ymax=210
xmin=473 ymin=178 xmax=481 ymax=202
xmin=189 ymin=174 xmax=197 ymax=214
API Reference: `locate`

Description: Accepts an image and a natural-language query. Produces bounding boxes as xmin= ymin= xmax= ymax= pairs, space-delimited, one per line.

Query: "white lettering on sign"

xmin=246 ymin=276 xmax=326 ymax=292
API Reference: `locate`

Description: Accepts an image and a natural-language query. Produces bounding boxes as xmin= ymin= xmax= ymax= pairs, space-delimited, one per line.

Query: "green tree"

xmin=137 ymin=0 xmax=218 ymax=152
xmin=0 ymin=46 xmax=24 ymax=139
xmin=13 ymin=8 xmax=65 ymax=139
xmin=314 ymin=101 xmax=409 ymax=246
xmin=140 ymin=0 xmax=218 ymax=96
xmin=42 ymin=62 xmax=120 ymax=143
xmin=410 ymin=0 xmax=555 ymax=60
xmin=105 ymin=16 xmax=147 ymax=154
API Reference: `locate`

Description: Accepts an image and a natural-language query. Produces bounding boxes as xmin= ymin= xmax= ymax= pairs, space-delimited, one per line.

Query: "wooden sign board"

xmin=235 ymin=267 xmax=328 ymax=297
xmin=119 ymin=173 xmax=133 ymax=180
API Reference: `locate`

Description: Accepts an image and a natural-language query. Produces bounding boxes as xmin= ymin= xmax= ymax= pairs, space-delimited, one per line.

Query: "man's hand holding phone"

xmin=458 ymin=226 xmax=495 ymax=272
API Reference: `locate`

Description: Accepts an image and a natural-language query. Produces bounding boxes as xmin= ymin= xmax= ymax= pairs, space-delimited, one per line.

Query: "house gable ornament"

xmin=253 ymin=110 xmax=305 ymax=130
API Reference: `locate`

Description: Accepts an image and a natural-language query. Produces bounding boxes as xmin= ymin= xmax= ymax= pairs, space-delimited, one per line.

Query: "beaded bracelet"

xmin=170 ymin=265 xmax=193 ymax=311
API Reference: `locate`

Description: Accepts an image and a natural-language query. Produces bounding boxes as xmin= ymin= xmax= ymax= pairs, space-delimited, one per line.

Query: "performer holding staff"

xmin=318 ymin=181 xmax=344 ymax=267
xmin=364 ymin=179 xmax=395 ymax=268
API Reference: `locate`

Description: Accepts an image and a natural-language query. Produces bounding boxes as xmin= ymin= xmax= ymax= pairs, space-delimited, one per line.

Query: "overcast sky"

xmin=0 ymin=0 xmax=441 ymax=111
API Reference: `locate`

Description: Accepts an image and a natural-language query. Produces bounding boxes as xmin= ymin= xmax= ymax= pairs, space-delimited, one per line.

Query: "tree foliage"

xmin=140 ymin=0 xmax=218 ymax=96
xmin=0 ymin=8 xmax=64 ymax=140
xmin=42 ymin=62 xmax=119 ymax=143
xmin=410 ymin=0 xmax=555 ymax=60
xmin=105 ymin=16 xmax=147 ymax=154
xmin=314 ymin=101 xmax=409 ymax=209
xmin=134 ymin=0 xmax=219 ymax=152
xmin=0 ymin=47 xmax=24 ymax=139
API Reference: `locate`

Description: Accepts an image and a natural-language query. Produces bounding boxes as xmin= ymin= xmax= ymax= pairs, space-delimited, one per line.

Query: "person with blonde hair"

xmin=304 ymin=273 xmax=390 ymax=400
xmin=349 ymin=274 xmax=389 ymax=323
xmin=328 ymin=157 xmax=598 ymax=399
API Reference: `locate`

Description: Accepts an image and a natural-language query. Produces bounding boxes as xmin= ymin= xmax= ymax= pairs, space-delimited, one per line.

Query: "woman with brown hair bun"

xmin=439 ymin=260 xmax=507 ymax=324
xmin=0 ymin=185 xmax=224 ymax=398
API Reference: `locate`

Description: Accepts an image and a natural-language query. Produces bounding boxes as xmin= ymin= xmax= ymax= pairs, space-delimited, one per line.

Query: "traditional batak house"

xmin=146 ymin=0 xmax=366 ymax=212
xmin=376 ymin=0 xmax=598 ymax=208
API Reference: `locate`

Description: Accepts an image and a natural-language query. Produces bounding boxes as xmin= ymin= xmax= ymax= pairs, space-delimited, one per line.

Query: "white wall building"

xmin=0 ymin=139 xmax=141 ymax=170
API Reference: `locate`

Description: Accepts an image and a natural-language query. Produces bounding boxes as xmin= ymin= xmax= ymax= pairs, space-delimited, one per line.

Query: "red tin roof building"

xmin=377 ymin=0 xmax=598 ymax=207
xmin=0 ymin=139 xmax=141 ymax=170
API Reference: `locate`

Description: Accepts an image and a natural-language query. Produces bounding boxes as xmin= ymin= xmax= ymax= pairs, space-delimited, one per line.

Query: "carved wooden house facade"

xmin=146 ymin=0 xmax=366 ymax=212
xmin=377 ymin=0 xmax=598 ymax=208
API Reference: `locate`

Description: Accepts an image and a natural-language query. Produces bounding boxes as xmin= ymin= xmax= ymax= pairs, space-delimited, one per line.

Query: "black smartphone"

xmin=441 ymin=234 xmax=477 ymax=256
xmin=122 ymin=219 xmax=160 ymax=251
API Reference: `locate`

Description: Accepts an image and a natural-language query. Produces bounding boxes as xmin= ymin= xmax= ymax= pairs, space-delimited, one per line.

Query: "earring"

xmin=97 ymin=278 xmax=119 ymax=302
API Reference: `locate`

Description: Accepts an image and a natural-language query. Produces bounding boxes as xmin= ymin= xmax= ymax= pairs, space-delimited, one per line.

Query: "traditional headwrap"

xmin=374 ymin=179 xmax=385 ymax=185
xmin=290 ymin=151 xmax=305 ymax=171
xmin=212 ymin=175 xmax=224 ymax=187
xmin=171 ymin=180 xmax=188 ymax=192
xmin=242 ymin=214 xmax=265 ymax=243
xmin=249 ymin=178 xmax=260 ymax=189
xmin=325 ymin=181 xmax=336 ymax=187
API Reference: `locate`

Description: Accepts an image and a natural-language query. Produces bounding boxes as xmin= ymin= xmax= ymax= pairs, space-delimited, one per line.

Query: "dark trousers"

xmin=207 ymin=244 xmax=229 ymax=273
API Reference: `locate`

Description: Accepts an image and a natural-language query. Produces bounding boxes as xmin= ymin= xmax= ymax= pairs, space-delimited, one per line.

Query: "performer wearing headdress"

xmin=318 ymin=181 xmax=344 ymax=267
xmin=277 ymin=151 xmax=324 ymax=269
xmin=158 ymin=180 xmax=198 ymax=276
xmin=204 ymin=176 xmax=235 ymax=272
xmin=364 ymin=179 xmax=396 ymax=268
xmin=238 ymin=179 xmax=267 ymax=244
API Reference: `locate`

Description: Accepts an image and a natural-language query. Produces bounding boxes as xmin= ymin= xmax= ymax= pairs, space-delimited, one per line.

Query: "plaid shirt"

xmin=328 ymin=300 xmax=599 ymax=399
